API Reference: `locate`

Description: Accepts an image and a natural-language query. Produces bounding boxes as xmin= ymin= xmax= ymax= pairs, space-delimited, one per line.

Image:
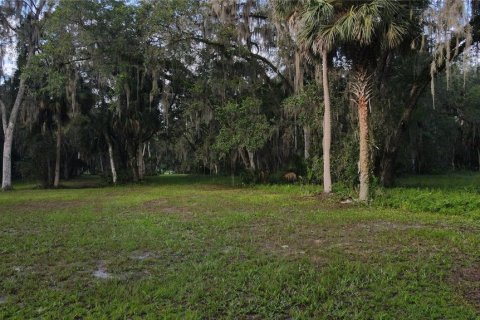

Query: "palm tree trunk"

xmin=53 ymin=123 xmax=62 ymax=188
xmin=358 ymin=95 xmax=369 ymax=201
xmin=321 ymin=50 xmax=332 ymax=193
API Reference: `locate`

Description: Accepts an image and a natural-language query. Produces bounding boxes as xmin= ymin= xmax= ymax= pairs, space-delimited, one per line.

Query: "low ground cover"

xmin=0 ymin=174 xmax=479 ymax=319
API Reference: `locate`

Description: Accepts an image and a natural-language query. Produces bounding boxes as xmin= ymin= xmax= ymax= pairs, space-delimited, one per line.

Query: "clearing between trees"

xmin=0 ymin=173 xmax=479 ymax=319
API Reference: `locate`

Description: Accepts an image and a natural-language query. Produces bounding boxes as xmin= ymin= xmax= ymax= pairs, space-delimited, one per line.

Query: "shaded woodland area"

xmin=3 ymin=1 xmax=480 ymax=318
xmin=1 ymin=0 xmax=480 ymax=200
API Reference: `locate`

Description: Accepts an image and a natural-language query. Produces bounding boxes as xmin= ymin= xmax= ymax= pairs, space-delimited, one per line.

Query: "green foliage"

xmin=214 ymin=97 xmax=273 ymax=155
xmin=377 ymin=172 xmax=480 ymax=217
xmin=306 ymin=155 xmax=323 ymax=183
xmin=282 ymin=84 xmax=322 ymax=128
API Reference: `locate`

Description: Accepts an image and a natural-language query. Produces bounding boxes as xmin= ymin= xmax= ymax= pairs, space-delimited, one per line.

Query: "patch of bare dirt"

xmin=248 ymin=219 xmax=431 ymax=264
xmin=451 ymin=263 xmax=480 ymax=310
xmin=141 ymin=198 xmax=194 ymax=219
xmin=5 ymin=200 xmax=83 ymax=213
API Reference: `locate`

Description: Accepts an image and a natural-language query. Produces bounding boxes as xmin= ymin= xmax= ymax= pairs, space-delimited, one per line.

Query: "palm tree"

xmin=302 ymin=0 xmax=412 ymax=200
xmin=273 ymin=0 xmax=335 ymax=194
xmin=298 ymin=0 xmax=336 ymax=194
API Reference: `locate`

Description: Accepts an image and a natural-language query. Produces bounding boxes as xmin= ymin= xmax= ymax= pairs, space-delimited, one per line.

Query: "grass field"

xmin=0 ymin=173 xmax=479 ymax=319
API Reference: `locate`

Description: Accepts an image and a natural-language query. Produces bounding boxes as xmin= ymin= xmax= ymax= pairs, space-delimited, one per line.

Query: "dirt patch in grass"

xmin=452 ymin=263 xmax=480 ymax=310
xmin=141 ymin=198 xmax=194 ymax=219
xmin=3 ymin=200 xmax=84 ymax=213
xmin=247 ymin=219 xmax=432 ymax=263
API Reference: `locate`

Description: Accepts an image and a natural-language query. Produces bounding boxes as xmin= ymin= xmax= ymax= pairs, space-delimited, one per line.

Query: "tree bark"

xmin=105 ymin=134 xmax=117 ymax=184
xmin=247 ymin=150 xmax=256 ymax=170
xmin=321 ymin=50 xmax=332 ymax=194
xmin=53 ymin=122 xmax=62 ymax=188
xmin=137 ymin=144 xmax=144 ymax=180
xmin=2 ymin=77 xmax=27 ymax=191
xmin=238 ymin=148 xmax=249 ymax=169
xmin=358 ymin=95 xmax=369 ymax=201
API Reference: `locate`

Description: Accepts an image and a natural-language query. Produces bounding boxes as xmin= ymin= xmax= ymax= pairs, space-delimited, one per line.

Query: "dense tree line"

xmin=1 ymin=0 xmax=480 ymax=200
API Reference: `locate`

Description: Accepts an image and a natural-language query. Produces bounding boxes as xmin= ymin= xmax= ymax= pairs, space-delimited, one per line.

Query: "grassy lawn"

xmin=0 ymin=174 xmax=479 ymax=319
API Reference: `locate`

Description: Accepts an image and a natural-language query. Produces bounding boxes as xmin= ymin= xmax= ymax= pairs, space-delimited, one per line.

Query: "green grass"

xmin=0 ymin=173 xmax=479 ymax=319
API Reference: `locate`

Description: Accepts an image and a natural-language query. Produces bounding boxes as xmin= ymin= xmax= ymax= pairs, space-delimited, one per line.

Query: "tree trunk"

xmin=105 ymin=134 xmax=117 ymax=184
xmin=2 ymin=127 xmax=14 ymax=190
xmin=131 ymin=160 xmax=139 ymax=182
xmin=380 ymin=83 xmax=428 ymax=187
xmin=47 ymin=156 xmax=52 ymax=187
xmin=358 ymin=95 xmax=369 ymax=201
xmin=303 ymin=126 xmax=311 ymax=160
xmin=247 ymin=150 xmax=256 ymax=171
xmin=1 ymin=77 xmax=27 ymax=191
xmin=137 ymin=144 xmax=144 ymax=180
xmin=54 ymin=123 xmax=62 ymax=188
xmin=321 ymin=50 xmax=332 ymax=194
xmin=239 ymin=148 xmax=249 ymax=169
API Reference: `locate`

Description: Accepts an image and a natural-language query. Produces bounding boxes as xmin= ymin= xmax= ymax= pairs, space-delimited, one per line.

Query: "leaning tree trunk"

xmin=1 ymin=77 xmax=27 ymax=191
xmin=321 ymin=49 xmax=332 ymax=194
xmin=53 ymin=122 xmax=62 ymax=188
xmin=105 ymin=134 xmax=117 ymax=184
xmin=352 ymin=72 xmax=371 ymax=201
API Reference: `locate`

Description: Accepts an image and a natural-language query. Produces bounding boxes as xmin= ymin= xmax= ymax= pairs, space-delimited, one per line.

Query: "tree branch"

xmin=190 ymin=36 xmax=293 ymax=91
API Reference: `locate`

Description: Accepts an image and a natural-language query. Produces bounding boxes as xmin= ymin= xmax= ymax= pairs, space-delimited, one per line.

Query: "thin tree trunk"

xmin=358 ymin=95 xmax=369 ymax=201
xmin=47 ymin=156 xmax=52 ymax=187
xmin=239 ymin=148 xmax=249 ymax=169
xmin=137 ymin=144 xmax=144 ymax=180
xmin=247 ymin=150 xmax=256 ymax=171
xmin=321 ymin=50 xmax=332 ymax=193
xmin=294 ymin=50 xmax=306 ymax=159
xmin=105 ymin=134 xmax=117 ymax=184
xmin=99 ymin=155 xmax=104 ymax=174
xmin=54 ymin=123 xmax=62 ymax=188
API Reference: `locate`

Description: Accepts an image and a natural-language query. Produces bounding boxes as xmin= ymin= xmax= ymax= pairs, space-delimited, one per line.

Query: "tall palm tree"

xmin=302 ymin=0 xmax=412 ymax=200
xmin=298 ymin=0 xmax=336 ymax=194
xmin=273 ymin=0 xmax=335 ymax=194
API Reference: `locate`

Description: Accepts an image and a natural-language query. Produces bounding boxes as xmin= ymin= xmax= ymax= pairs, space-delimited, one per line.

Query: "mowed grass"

xmin=0 ymin=174 xmax=479 ymax=319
